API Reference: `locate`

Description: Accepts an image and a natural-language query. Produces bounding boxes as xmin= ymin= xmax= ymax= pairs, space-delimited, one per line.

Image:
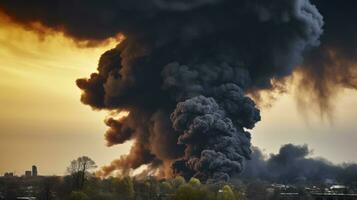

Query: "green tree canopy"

xmin=171 ymin=184 xmax=212 ymax=200
xmin=66 ymin=156 xmax=97 ymax=190
xmin=160 ymin=181 xmax=173 ymax=193
xmin=188 ymin=178 xmax=201 ymax=188
xmin=66 ymin=191 xmax=89 ymax=200
xmin=217 ymin=185 xmax=236 ymax=200
xmin=113 ymin=176 xmax=134 ymax=200
xmin=171 ymin=176 xmax=186 ymax=189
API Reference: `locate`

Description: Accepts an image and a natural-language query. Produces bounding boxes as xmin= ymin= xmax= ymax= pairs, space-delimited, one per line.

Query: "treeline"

xmin=2 ymin=174 xmax=301 ymax=200
xmin=1 ymin=173 xmax=315 ymax=200
xmin=0 ymin=156 xmax=314 ymax=200
xmin=1 ymin=156 xmax=247 ymax=200
xmin=40 ymin=175 xmax=247 ymax=200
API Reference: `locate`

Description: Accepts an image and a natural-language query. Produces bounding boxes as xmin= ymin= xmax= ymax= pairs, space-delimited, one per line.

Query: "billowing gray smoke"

xmin=241 ymin=144 xmax=357 ymax=185
xmin=0 ymin=0 xmax=324 ymax=182
xmin=170 ymin=95 xmax=257 ymax=182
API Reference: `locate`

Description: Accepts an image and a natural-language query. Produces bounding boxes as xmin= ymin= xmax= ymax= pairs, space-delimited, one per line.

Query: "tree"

xmin=246 ymin=182 xmax=268 ymax=200
xmin=37 ymin=176 xmax=60 ymax=200
xmin=160 ymin=181 xmax=173 ymax=195
xmin=233 ymin=187 xmax=246 ymax=200
xmin=113 ymin=176 xmax=134 ymax=200
xmin=188 ymin=178 xmax=201 ymax=188
xmin=66 ymin=156 xmax=97 ymax=190
xmin=66 ymin=191 xmax=89 ymax=200
xmin=171 ymin=184 xmax=213 ymax=200
xmin=217 ymin=185 xmax=236 ymax=200
xmin=3 ymin=179 xmax=20 ymax=200
xmin=171 ymin=176 xmax=186 ymax=189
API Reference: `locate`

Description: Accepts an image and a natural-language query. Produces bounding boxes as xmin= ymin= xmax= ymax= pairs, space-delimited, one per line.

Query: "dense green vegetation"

xmin=3 ymin=173 xmax=320 ymax=200
xmin=1 ymin=174 xmax=251 ymax=200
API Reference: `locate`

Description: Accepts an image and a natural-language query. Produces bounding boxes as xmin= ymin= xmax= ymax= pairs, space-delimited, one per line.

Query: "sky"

xmin=0 ymin=5 xmax=356 ymax=176
xmin=0 ymin=15 xmax=131 ymax=176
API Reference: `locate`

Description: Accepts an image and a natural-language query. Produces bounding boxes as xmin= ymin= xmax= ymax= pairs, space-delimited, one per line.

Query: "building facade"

xmin=31 ymin=165 xmax=37 ymax=177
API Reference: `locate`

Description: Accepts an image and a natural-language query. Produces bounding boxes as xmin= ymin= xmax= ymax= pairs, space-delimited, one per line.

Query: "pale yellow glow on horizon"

xmin=0 ymin=15 xmax=132 ymax=176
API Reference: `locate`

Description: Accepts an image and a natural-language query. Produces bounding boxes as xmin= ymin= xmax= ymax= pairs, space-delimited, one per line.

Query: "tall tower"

xmin=32 ymin=165 xmax=37 ymax=176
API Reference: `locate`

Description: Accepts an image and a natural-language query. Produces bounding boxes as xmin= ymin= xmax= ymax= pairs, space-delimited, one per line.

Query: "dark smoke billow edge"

xmin=295 ymin=0 xmax=357 ymax=118
xmin=241 ymin=144 xmax=357 ymax=184
xmin=1 ymin=0 xmax=355 ymax=182
xmin=74 ymin=0 xmax=322 ymax=182
xmin=0 ymin=0 xmax=356 ymax=115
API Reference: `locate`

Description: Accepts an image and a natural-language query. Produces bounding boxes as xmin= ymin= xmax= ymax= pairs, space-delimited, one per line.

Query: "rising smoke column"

xmin=0 ymin=0 xmax=323 ymax=182
xmin=170 ymin=95 xmax=258 ymax=182
xmin=78 ymin=0 xmax=323 ymax=182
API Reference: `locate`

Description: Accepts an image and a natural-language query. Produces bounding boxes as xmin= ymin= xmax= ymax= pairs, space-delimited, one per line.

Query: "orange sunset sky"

xmin=0 ymin=13 xmax=357 ymax=176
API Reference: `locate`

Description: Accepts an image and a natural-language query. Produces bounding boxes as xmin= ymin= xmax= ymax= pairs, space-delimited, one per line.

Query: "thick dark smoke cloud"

xmin=170 ymin=95 xmax=257 ymax=182
xmin=241 ymin=144 xmax=357 ymax=185
xmin=0 ymin=0 xmax=325 ymax=182
xmin=297 ymin=0 xmax=357 ymax=117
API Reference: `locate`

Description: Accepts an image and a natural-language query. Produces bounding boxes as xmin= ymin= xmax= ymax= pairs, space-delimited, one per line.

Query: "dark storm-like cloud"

xmin=0 ymin=0 xmax=325 ymax=182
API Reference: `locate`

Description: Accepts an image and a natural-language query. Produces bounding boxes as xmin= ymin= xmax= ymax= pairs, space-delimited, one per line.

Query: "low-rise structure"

xmin=311 ymin=193 xmax=357 ymax=200
xmin=25 ymin=171 xmax=32 ymax=177
xmin=3 ymin=172 xmax=14 ymax=177
xmin=279 ymin=192 xmax=301 ymax=200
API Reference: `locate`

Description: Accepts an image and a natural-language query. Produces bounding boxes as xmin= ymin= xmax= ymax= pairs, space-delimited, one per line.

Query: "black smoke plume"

xmin=0 ymin=0 xmax=324 ymax=182
xmin=297 ymin=0 xmax=357 ymax=117
xmin=241 ymin=144 xmax=357 ymax=185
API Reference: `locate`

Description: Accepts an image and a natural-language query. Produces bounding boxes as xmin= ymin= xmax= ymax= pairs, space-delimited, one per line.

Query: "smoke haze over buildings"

xmin=242 ymin=144 xmax=357 ymax=184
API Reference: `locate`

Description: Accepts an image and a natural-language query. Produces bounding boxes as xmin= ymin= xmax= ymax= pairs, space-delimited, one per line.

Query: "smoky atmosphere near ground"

xmin=0 ymin=0 xmax=357 ymax=200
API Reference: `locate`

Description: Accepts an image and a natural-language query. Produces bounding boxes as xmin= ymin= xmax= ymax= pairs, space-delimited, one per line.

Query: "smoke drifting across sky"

xmin=242 ymin=144 xmax=357 ymax=184
xmin=296 ymin=0 xmax=357 ymax=118
xmin=0 ymin=0 xmax=355 ymax=182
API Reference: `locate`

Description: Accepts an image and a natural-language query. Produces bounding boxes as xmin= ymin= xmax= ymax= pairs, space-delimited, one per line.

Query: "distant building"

xmin=32 ymin=165 xmax=37 ymax=177
xmin=279 ymin=193 xmax=301 ymax=200
xmin=311 ymin=193 xmax=357 ymax=200
xmin=4 ymin=172 xmax=14 ymax=177
xmin=25 ymin=171 xmax=32 ymax=177
xmin=330 ymin=185 xmax=348 ymax=193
